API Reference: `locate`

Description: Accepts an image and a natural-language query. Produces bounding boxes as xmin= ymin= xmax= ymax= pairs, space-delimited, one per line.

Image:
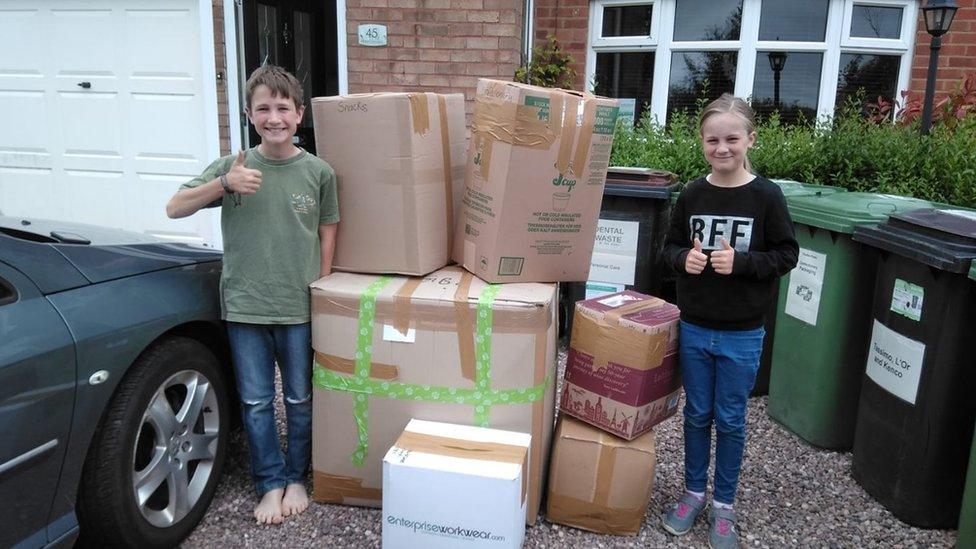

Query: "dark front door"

xmin=243 ymin=0 xmax=338 ymax=155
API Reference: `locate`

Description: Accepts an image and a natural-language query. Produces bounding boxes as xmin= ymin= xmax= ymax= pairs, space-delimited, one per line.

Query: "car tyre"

xmin=77 ymin=336 xmax=231 ymax=548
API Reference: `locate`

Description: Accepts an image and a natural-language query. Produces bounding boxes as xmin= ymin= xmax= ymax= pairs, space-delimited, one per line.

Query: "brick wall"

xmin=908 ymin=1 xmax=976 ymax=101
xmin=212 ymin=0 xmax=231 ymax=155
xmin=533 ymin=0 xmax=589 ymax=91
xmin=344 ymin=0 xmax=525 ymax=118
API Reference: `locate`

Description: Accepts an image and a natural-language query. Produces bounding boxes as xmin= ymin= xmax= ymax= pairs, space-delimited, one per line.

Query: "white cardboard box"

xmin=382 ymin=419 xmax=531 ymax=549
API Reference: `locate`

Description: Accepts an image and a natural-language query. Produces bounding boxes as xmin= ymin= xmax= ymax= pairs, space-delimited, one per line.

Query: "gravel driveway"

xmin=183 ymin=351 xmax=958 ymax=548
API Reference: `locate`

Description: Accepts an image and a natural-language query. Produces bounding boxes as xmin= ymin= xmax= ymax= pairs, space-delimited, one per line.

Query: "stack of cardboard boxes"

xmin=547 ymin=290 xmax=681 ymax=535
xmin=308 ymin=79 xmax=625 ymax=545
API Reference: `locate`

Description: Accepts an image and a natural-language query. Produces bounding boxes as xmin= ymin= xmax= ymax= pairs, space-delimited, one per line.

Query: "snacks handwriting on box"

xmin=547 ymin=416 xmax=656 ymax=536
xmin=383 ymin=419 xmax=531 ymax=549
xmin=560 ymin=290 xmax=681 ymax=439
xmin=312 ymin=92 xmax=466 ymax=276
xmin=309 ymin=267 xmax=558 ymax=524
xmin=453 ymin=79 xmax=620 ymax=283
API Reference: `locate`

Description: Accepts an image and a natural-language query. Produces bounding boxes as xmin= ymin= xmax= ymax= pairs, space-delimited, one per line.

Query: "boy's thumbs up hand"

xmin=685 ymin=237 xmax=708 ymax=275
xmin=226 ymin=149 xmax=262 ymax=195
xmin=711 ymin=237 xmax=735 ymax=275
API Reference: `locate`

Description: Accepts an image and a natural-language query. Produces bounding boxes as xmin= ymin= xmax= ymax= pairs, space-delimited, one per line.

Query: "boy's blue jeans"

xmin=679 ymin=320 xmax=764 ymax=505
xmin=227 ymin=321 xmax=313 ymax=496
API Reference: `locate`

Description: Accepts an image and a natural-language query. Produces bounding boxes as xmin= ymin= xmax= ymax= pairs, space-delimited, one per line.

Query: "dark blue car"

xmin=1 ymin=216 xmax=234 ymax=548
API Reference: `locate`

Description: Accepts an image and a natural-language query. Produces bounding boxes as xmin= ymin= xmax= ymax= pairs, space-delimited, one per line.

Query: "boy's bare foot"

xmin=281 ymin=483 xmax=309 ymax=517
xmin=255 ymin=488 xmax=284 ymax=524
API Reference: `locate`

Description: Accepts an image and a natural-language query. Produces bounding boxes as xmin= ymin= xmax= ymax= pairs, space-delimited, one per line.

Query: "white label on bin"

xmin=585 ymin=281 xmax=625 ymax=300
xmin=866 ymin=320 xmax=926 ymax=405
xmin=588 ymin=219 xmax=639 ymax=285
xmin=891 ymin=279 xmax=924 ymax=321
xmin=784 ymin=248 xmax=827 ymax=326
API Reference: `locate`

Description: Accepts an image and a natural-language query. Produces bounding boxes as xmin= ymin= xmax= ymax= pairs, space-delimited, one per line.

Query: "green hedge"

xmin=610 ymin=106 xmax=976 ymax=209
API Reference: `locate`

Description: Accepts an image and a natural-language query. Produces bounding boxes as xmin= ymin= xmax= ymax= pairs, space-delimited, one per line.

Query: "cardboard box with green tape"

xmin=309 ymin=267 xmax=558 ymax=524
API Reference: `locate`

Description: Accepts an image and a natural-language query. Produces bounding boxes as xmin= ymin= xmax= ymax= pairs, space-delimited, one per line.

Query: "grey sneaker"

xmin=661 ymin=492 xmax=706 ymax=536
xmin=708 ymin=506 xmax=739 ymax=549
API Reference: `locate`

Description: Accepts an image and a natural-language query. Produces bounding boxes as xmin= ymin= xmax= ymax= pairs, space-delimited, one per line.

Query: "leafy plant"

xmin=514 ymin=35 xmax=576 ymax=89
xmin=868 ymin=73 xmax=976 ymax=128
xmin=610 ymin=79 xmax=976 ymax=208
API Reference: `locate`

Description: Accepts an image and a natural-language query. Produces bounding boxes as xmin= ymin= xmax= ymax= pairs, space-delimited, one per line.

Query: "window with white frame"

xmin=586 ymin=0 xmax=917 ymax=125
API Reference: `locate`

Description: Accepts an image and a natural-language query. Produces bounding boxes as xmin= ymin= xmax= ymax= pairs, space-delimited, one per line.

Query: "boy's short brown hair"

xmin=245 ymin=65 xmax=303 ymax=110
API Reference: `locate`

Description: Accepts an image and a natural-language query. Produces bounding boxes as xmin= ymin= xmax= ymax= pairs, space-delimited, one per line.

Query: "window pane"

xmin=602 ymin=5 xmax=652 ymax=37
xmin=851 ymin=5 xmax=903 ymax=39
xmin=836 ymin=54 xmax=900 ymax=113
xmin=673 ymin=0 xmax=742 ymax=41
xmin=752 ymin=52 xmax=823 ymax=123
xmin=595 ymin=52 xmax=654 ymax=123
xmin=668 ymin=51 xmax=737 ymax=118
xmin=294 ymin=11 xmax=313 ymax=128
xmin=759 ymin=0 xmax=828 ymax=41
xmin=258 ymin=3 xmax=278 ymax=66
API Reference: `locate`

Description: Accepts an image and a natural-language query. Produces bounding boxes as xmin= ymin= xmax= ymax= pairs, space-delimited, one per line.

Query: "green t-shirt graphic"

xmin=181 ymin=147 xmax=339 ymax=323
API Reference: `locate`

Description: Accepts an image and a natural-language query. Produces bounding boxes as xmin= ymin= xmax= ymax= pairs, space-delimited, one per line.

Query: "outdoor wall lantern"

xmin=767 ymin=51 xmax=788 ymax=108
xmin=920 ymin=0 xmax=959 ymax=134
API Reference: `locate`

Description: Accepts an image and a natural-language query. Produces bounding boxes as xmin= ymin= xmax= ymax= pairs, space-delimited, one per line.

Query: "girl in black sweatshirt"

xmin=660 ymin=94 xmax=798 ymax=548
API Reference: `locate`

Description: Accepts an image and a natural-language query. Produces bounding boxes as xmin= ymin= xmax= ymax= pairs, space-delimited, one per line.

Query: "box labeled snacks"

xmin=453 ymin=79 xmax=620 ymax=283
xmin=547 ymin=416 xmax=656 ymax=535
xmin=383 ymin=419 xmax=530 ymax=549
xmin=312 ymin=92 xmax=466 ymax=276
xmin=309 ymin=267 xmax=557 ymax=524
xmin=560 ymin=290 xmax=681 ymax=439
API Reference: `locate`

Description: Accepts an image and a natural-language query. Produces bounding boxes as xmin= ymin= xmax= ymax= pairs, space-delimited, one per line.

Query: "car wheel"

xmin=77 ymin=336 xmax=231 ymax=548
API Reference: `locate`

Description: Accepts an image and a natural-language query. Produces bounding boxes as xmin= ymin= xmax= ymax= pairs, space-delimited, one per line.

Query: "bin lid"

xmin=771 ymin=179 xmax=845 ymax=198
xmin=787 ymin=192 xmax=941 ymax=234
xmin=605 ymin=182 xmax=678 ymax=199
xmin=853 ymin=208 xmax=976 ymax=273
xmin=606 ymin=167 xmax=677 ymax=186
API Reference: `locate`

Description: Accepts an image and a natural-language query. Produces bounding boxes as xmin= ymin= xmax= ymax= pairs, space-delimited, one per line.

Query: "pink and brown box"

xmin=560 ymin=290 xmax=681 ymax=440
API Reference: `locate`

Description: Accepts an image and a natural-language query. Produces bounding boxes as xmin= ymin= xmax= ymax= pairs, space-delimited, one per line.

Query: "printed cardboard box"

xmin=560 ymin=290 xmax=681 ymax=439
xmin=546 ymin=416 xmax=656 ymax=536
xmin=309 ymin=267 xmax=558 ymax=524
xmin=312 ymin=92 xmax=466 ymax=276
xmin=383 ymin=419 xmax=530 ymax=549
xmin=453 ymin=79 xmax=620 ymax=283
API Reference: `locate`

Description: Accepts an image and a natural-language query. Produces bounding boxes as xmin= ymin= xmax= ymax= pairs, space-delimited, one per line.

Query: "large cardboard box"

xmin=383 ymin=419 xmax=530 ymax=548
xmin=560 ymin=291 xmax=681 ymax=439
xmin=546 ymin=416 xmax=656 ymax=536
xmin=309 ymin=267 xmax=558 ymax=524
xmin=453 ymin=79 xmax=620 ymax=283
xmin=312 ymin=92 xmax=466 ymax=276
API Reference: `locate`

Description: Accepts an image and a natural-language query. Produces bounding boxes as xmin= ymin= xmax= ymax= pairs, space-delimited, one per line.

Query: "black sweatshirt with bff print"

xmin=663 ymin=175 xmax=799 ymax=331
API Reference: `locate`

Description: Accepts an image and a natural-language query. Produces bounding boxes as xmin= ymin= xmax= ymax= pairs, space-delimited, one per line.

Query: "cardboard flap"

xmin=312 ymin=268 xmax=555 ymax=309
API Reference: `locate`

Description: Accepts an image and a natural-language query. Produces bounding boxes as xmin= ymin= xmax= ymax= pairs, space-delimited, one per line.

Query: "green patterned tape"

xmin=312 ymin=277 xmax=550 ymax=466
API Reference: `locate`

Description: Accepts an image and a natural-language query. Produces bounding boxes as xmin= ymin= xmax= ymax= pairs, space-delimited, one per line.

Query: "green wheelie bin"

xmin=751 ymin=180 xmax=845 ymax=397
xmin=766 ymin=192 xmax=940 ymax=449
xmin=957 ymin=263 xmax=976 ymax=547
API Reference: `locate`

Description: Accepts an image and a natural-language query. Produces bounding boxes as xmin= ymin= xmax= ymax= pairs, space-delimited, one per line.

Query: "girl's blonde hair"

xmin=699 ymin=93 xmax=756 ymax=173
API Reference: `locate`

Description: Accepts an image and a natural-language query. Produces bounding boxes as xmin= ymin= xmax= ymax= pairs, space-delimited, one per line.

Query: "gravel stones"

xmin=181 ymin=348 xmax=957 ymax=548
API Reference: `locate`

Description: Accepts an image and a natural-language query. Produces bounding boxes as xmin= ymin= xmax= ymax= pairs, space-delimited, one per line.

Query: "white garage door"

xmin=0 ymin=0 xmax=222 ymax=247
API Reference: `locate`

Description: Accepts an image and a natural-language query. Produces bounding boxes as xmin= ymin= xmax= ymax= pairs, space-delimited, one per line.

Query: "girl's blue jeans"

xmin=679 ymin=320 xmax=764 ymax=505
xmin=227 ymin=321 xmax=313 ymax=496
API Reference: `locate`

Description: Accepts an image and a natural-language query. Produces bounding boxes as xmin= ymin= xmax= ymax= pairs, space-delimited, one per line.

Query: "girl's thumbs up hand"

xmin=711 ymin=237 xmax=735 ymax=275
xmin=685 ymin=238 xmax=708 ymax=275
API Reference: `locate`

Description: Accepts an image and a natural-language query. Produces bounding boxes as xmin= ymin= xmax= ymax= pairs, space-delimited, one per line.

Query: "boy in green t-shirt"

xmin=166 ymin=65 xmax=338 ymax=524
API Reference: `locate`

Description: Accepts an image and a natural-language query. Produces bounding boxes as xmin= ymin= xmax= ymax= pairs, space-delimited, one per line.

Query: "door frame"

xmin=223 ymin=0 xmax=348 ymax=153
